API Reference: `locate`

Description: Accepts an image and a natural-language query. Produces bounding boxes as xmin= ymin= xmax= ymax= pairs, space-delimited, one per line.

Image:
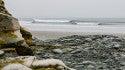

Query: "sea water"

xmin=19 ymin=18 xmax=125 ymax=34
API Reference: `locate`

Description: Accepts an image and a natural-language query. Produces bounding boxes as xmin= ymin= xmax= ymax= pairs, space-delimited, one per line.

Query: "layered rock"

xmin=0 ymin=0 xmax=33 ymax=55
xmin=0 ymin=0 xmax=11 ymax=16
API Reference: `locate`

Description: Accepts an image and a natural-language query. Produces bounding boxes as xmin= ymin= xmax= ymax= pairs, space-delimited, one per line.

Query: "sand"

xmin=31 ymin=31 xmax=125 ymax=41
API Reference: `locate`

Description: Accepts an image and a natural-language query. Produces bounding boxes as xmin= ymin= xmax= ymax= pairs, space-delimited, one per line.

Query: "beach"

xmin=1 ymin=20 xmax=125 ymax=70
xmin=31 ymin=31 xmax=125 ymax=41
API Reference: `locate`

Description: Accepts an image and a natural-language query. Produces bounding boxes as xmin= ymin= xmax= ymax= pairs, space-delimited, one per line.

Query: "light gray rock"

xmin=2 ymin=64 xmax=32 ymax=70
xmin=63 ymin=48 xmax=74 ymax=53
xmin=82 ymin=61 xmax=96 ymax=65
xmin=87 ymin=65 xmax=95 ymax=70
xmin=0 ymin=50 xmax=4 ymax=56
xmin=53 ymin=49 xmax=63 ymax=54
xmin=85 ymin=38 xmax=92 ymax=42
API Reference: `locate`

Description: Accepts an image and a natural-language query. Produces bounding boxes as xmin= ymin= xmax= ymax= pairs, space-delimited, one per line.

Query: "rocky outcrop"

xmin=0 ymin=0 xmax=33 ymax=55
xmin=0 ymin=14 xmax=19 ymax=31
xmin=0 ymin=0 xmax=11 ymax=16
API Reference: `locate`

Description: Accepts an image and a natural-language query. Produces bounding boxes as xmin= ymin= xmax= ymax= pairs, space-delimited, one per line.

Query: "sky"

xmin=5 ymin=0 xmax=125 ymax=18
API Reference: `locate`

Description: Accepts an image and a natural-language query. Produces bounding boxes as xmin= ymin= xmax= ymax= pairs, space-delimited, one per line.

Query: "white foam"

xmin=32 ymin=19 xmax=70 ymax=23
xmin=19 ymin=20 xmax=125 ymax=34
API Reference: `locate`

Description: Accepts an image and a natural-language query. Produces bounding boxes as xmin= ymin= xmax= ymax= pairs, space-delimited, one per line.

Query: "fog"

xmin=5 ymin=0 xmax=125 ymax=18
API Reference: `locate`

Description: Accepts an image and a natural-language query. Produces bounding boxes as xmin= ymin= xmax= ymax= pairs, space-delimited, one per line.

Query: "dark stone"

xmin=20 ymin=27 xmax=33 ymax=45
xmin=0 ymin=40 xmax=34 ymax=56
xmin=15 ymin=45 xmax=34 ymax=56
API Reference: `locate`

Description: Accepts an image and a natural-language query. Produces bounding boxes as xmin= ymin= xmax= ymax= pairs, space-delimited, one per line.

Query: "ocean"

xmin=19 ymin=18 xmax=125 ymax=34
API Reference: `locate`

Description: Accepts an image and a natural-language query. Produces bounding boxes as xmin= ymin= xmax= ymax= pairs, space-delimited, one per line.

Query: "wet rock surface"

xmin=35 ymin=35 xmax=125 ymax=70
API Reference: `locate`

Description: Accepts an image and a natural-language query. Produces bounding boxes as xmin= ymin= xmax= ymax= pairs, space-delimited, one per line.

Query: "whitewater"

xmin=19 ymin=19 xmax=125 ymax=34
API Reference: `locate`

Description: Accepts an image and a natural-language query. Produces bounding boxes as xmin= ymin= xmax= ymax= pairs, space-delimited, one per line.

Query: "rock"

xmin=0 ymin=50 xmax=4 ymax=56
xmin=0 ymin=1 xmax=34 ymax=56
xmin=63 ymin=48 xmax=74 ymax=53
xmin=85 ymin=38 xmax=92 ymax=42
xmin=2 ymin=64 xmax=32 ymax=70
xmin=0 ymin=13 xmax=20 ymax=31
xmin=54 ymin=43 xmax=62 ymax=47
xmin=23 ymin=56 xmax=76 ymax=70
xmin=53 ymin=49 xmax=63 ymax=54
xmin=0 ymin=0 xmax=11 ymax=16
xmin=0 ymin=30 xmax=24 ymax=46
xmin=82 ymin=61 xmax=96 ymax=65
xmin=113 ymin=44 xmax=120 ymax=48
xmin=71 ymin=49 xmax=81 ymax=54
xmin=32 ymin=37 xmax=44 ymax=46
xmin=87 ymin=65 xmax=95 ymax=70
xmin=15 ymin=45 xmax=34 ymax=56
xmin=20 ymin=27 xmax=32 ymax=46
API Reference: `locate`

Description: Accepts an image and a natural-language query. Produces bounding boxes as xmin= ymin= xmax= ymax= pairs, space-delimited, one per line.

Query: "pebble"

xmin=82 ymin=61 xmax=96 ymax=65
xmin=85 ymin=38 xmax=92 ymax=42
xmin=71 ymin=49 xmax=81 ymax=54
xmin=0 ymin=50 xmax=4 ymax=56
xmin=54 ymin=43 xmax=62 ymax=47
xmin=87 ymin=65 xmax=95 ymax=69
xmin=63 ymin=48 xmax=74 ymax=53
xmin=53 ymin=49 xmax=63 ymax=54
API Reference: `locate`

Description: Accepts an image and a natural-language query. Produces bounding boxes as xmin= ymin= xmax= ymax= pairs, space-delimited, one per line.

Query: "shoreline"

xmin=31 ymin=31 xmax=125 ymax=41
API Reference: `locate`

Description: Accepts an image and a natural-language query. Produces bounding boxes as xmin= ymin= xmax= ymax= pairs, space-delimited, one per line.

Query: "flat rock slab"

xmin=0 ymin=13 xmax=20 ymax=31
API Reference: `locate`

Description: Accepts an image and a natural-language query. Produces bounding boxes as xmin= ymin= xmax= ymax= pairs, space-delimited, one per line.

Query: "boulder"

xmin=0 ymin=30 xmax=24 ymax=46
xmin=2 ymin=64 xmax=32 ymax=70
xmin=0 ymin=13 xmax=20 ymax=31
xmin=0 ymin=0 xmax=34 ymax=56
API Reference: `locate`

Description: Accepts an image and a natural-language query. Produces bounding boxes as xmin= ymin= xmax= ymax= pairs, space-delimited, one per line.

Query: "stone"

xmin=0 ymin=0 xmax=11 ymax=16
xmin=32 ymin=37 xmax=44 ymax=46
xmin=2 ymin=64 xmax=32 ymax=70
xmin=0 ymin=50 xmax=4 ymax=56
xmin=85 ymin=38 xmax=92 ymax=42
xmin=71 ymin=49 xmax=81 ymax=54
xmin=0 ymin=13 xmax=20 ymax=31
xmin=0 ymin=30 xmax=24 ymax=46
xmin=63 ymin=48 xmax=74 ymax=53
xmin=87 ymin=65 xmax=95 ymax=70
xmin=20 ymin=27 xmax=32 ymax=45
xmin=53 ymin=49 xmax=63 ymax=54
xmin=82 ymin=61 xmax=96 ymax=65
xmin=0 ymin=1 xmax=34 ymax=56
xmin=54 ymin=43 xmax=62 ymax=47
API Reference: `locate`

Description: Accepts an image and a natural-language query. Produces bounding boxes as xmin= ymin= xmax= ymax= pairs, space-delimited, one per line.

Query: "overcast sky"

xmin=5 ymin=0 xmax=125 ymax=18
